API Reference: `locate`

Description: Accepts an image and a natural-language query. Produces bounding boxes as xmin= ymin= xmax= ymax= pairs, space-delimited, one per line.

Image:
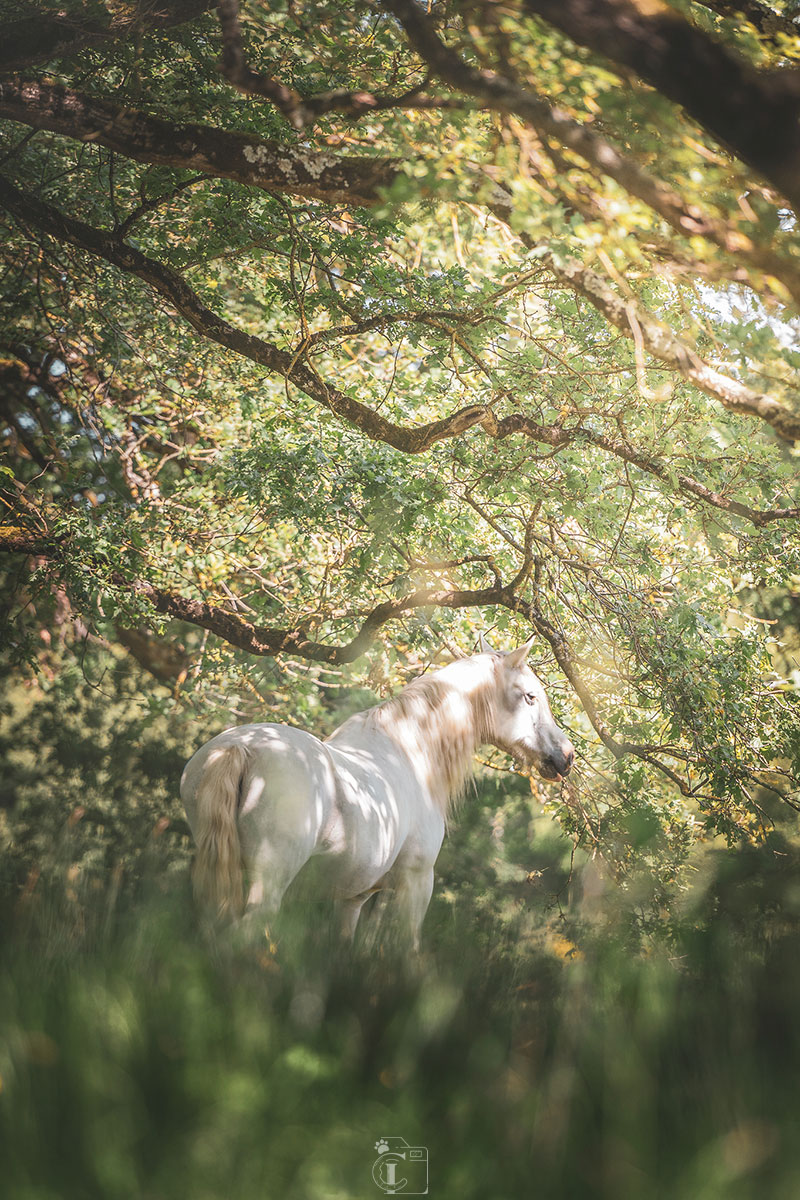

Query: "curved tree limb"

xmin=136 ymin=552 xmax=624 ymax=753
xmin=547 ymin=254 xmax=800 ymax=441
xmin=0 ymin=171 xmax=493 ymax=453
xmin=3 ymin=171 xmax=800 ymax=496
xmin=493 ymin=413 xmax=800 ymax=525
xmin=2 ymin=523 xmax=792 ymax=796
xmin=0 ymin=521 xmax=625 ymax=755
xmin=0 ymin=522 xmax=502 ymax=662
xmin=3 ymin=74 xmax=800 ymax=307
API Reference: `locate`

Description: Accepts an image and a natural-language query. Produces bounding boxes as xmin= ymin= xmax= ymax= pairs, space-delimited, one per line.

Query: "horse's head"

xmin=482 ymin=636 xmax=575 ymax=782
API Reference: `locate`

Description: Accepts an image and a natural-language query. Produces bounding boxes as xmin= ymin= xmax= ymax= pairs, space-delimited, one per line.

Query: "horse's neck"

xmin=366 ymin=658 xmax=496 ymax=811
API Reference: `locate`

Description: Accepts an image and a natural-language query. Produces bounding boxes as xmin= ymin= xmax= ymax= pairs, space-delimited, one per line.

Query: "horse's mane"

xmin=362 ymin=657 xmax=498 ymax=815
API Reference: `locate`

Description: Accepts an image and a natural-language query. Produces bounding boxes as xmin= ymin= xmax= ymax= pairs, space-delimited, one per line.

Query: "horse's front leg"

xmin=337 ymin=883 xmax=386 ymax=942
xmin=338 ymin=894 xmax=368 ymax=941
xmin=393 ymin=865 xmax=435 ymax=953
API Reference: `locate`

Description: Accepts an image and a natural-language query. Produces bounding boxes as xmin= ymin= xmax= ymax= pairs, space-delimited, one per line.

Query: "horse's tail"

xmin=191 ymin=743 xmax=249 ymax=917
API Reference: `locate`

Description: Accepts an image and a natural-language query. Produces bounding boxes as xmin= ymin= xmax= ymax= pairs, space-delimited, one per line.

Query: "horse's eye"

xmin=524 ymin=692 xmax=537 ymax=706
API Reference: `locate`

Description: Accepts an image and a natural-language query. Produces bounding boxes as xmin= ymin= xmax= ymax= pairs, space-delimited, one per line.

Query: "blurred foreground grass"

xmin=2 ymin=825 xmax=800 ymax=1200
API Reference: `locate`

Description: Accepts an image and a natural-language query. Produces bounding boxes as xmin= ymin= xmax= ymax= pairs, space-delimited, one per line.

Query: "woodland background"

xmin=2 ymin=1 xmax=800 ymax=1196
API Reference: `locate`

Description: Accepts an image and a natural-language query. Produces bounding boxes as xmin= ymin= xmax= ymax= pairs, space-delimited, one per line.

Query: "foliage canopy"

xmin=2 ymin=0 xmax=800 ymax=884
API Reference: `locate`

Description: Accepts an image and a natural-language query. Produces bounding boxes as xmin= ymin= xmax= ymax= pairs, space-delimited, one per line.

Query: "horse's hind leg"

xmin=245 ymin=871 xmax=290 ymax=921
xmin=238 ymin=843 xmax=305 ymax=942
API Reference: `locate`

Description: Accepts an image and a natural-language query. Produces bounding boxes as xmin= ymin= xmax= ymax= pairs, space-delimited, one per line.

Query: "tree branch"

xmin=216 ymin=0 xmax=455 ymax=128
xmin=547 ymin=254 xmax=800 ymax=441
xmin=492 ymin=413 xmax=800 ymax=525
xmin=0 ymin=172 xmax=494 ymax=453
xmin=0 ymin=0 xmax=215 ymax=73
xmin=381 ymin=0 xmax=800 ymax=307
xmin=4 ymin=74 xmax=800 ymax=306
xmin=0 ymin=522 xmax=503 ymax=663
xmin=4 ymin=170 xmax=799 ymax=478
xmin=0 ymin=80 xmax=399 ymax=209
xmin=522 ymin=0 xmax=800 ymax=209
xmin=0 ymin=523 xmax=782 ymax=783
xmin=0 ymin=520 xmax=626 ymax=760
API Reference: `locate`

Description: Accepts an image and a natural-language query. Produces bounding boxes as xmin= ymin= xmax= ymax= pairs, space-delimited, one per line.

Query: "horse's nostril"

xmin=563 ymin=746 xmax=575 ymax=772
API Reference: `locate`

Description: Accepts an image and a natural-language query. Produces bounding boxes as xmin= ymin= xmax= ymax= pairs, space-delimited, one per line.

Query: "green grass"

xmin=2 ymin=831 xmax=800 ymax=1200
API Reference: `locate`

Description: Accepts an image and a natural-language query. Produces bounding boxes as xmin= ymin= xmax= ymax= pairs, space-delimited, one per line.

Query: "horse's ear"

xmin=504 ymin=635 xmax=535 ymax=669
xmin=478 ymin=633 xmax=493 ymax=654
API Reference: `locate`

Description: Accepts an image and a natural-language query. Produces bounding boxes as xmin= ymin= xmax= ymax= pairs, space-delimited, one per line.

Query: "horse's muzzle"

xmin=538 ymin=744 xmax=575 ymax=782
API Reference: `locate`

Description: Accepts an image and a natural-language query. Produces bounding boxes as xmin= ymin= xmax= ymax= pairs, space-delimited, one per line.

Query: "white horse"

xmin=181 ymin=637 xmax=575 ymax=947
